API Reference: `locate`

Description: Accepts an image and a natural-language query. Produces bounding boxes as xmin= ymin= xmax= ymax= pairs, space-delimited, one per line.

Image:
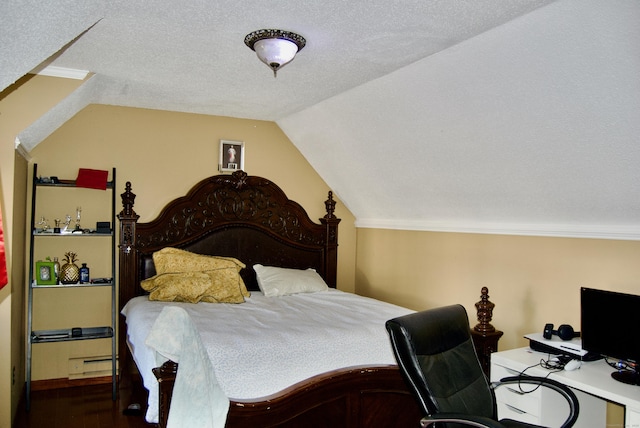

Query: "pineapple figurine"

xmin=59 ymin=251 xmax=80 ymax=284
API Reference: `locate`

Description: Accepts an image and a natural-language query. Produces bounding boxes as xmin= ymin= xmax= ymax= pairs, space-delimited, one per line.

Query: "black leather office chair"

xmin=386 ymin=305 xmax=579 ymax=428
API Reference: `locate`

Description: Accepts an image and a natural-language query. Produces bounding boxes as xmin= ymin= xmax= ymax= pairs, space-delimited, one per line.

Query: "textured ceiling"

xmin=280 ymin=0 xmax=640 ymax=239
xmin=3 ymin=0 xmax=640 ymax=239
xmin=2 ymin=0 xmax=553 ymax=128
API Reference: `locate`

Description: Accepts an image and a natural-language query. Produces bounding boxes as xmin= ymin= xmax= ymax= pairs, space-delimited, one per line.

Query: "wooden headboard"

xmin=118 ymin=170 xmax=341 ymax=311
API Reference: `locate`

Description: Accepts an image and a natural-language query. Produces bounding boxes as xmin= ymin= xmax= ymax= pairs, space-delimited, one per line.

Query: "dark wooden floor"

xmin=13 ymin=382 xmax=154 ymax=428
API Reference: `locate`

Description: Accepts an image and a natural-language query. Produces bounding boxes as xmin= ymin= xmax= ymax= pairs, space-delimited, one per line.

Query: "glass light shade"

xmin=253 ymin=38 xmax=299 ymax=76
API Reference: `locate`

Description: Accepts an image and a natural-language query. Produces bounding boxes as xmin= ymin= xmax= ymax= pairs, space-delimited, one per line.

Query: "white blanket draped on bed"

xmin=122 ymin=289 xmax=414 ymax=423
xmin=146 ymin=306 xmax=229 ymax=428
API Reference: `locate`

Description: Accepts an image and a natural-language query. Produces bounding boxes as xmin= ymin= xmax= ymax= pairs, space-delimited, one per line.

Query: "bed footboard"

xmin=153 ymin=362 xmax=422 ymax=428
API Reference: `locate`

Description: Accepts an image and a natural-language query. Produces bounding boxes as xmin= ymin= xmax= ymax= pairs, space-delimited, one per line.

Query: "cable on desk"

xmin=507 ymin=354 xmax=564 ymax=394
xmin=604 ymin=356 xmax=637 ymax=373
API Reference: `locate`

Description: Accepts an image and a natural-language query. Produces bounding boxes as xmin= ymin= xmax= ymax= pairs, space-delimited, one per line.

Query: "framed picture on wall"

xmin=219 ymin=140 xmax=245 ymax=172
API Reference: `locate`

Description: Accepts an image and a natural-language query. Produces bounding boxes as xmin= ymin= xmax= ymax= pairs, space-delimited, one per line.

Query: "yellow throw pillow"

xmin=142 ymin=272 xmax=214 ymax=303
xmin=199 ymin=269 xmax=247 ymax=303
xmin=141 ymin=270 xmax=246 ymax=304
xmin=152 ymin=247 xmax=250 ymax=297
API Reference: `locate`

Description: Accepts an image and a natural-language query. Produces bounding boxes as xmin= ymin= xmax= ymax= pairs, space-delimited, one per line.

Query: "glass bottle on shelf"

xmin=79 ymin=263 xmax=90 ymax=284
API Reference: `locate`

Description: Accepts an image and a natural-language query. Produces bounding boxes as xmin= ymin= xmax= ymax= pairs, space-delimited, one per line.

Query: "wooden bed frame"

xmin=117 ymin=170 xmax=422 ymax=427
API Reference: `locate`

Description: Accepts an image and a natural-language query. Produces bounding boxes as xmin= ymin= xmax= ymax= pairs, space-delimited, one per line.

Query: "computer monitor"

xmin=581 ymin=287 xmax=640 ymax=385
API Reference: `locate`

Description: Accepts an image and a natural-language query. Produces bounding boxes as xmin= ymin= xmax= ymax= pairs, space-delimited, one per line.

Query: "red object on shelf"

xmin=76 ymin=168 xmax=108 ymax=190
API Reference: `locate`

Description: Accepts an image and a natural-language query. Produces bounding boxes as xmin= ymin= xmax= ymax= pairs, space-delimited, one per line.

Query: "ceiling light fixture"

xmin=244 ymin=29 xmax=306 ymax=77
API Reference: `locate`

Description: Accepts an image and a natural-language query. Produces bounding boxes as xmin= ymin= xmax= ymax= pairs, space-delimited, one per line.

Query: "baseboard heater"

xmin=68 ymin=356 xmax=118 ymax=379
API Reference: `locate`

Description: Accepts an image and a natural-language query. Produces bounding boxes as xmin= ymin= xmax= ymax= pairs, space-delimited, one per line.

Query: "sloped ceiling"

xmin=280 ymin=0 xmax=640 ymax=239
xmin=2 ymin=0 xmax=640 ymax=239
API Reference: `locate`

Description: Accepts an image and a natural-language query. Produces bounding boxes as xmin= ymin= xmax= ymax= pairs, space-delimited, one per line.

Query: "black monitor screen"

xmin=581 ymin=287 xmax=640 ymax=385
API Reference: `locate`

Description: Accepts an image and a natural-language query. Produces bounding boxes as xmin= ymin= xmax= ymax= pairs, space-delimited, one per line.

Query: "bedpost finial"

xmin=120 ymin=181 xmax=137 ymax=216
xmin=473 ymin=286 xmax=496 ymax=333
xmin=324 ymin=191 xmax=336 ymax=219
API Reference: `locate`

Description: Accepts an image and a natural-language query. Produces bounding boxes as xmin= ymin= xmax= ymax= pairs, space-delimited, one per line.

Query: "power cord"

xmin=604 ymin=356 xmax=637 ymax=373
xmin=507 ymin=354 xmax=564 ymax=394
xmin=540 ymin=354 xmax=572 ymax=371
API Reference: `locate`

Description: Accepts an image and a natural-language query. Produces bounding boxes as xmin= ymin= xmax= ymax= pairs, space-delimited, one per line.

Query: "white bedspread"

xmin=121 ymin=289 xmax=414 ymax=423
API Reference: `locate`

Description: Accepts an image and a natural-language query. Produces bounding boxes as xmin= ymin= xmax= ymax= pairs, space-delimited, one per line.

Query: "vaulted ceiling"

xmin=3 ymin=0 xmax=640 ymax=239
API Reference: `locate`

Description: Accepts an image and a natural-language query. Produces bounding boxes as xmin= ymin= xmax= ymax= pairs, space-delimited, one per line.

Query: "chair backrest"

xmin=386 ymin=304 xmax=496 ymax=420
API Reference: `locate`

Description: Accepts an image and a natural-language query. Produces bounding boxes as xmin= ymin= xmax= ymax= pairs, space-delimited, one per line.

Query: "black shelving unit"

xmin=26 ymin=164 xmax=117 ymax=410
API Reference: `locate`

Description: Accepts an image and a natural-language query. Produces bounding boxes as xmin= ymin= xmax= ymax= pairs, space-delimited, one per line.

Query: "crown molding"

xmin=14 ymin=138 xmax=32 ymax=160
xmin=33 ymin=65 xmax=89 ymax=80
xmin=355 ymin=219 xmax=640 ymax=241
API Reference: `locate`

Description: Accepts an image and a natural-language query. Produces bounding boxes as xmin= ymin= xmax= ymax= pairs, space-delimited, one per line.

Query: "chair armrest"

xmin=420 ymin=413 xmax=506 ymax=428
xmin=495 ymin=376 xmax=579 ymax=428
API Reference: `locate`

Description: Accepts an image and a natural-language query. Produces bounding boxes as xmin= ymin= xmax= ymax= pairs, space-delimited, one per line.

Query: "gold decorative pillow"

xmin=199 ymin=269 xmax=247 ymax=303
xmin=142 ymin=272 xmax=212 ymax=303
xmin=141 ymin=270 xmax=246 ymax=304
xmin=152 ymin=247 xmax=249 ymax=297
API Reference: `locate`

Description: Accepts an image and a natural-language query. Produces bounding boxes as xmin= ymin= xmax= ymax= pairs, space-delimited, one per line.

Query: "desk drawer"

xmin=492 ymin=364 xmax=541 ymax=417
xmin=496 ymin=401 xmax=541 ymax=425
xmin=495 ymin=384 xmax=541 ymax=416
xmin=491 ymin=363 xmax=525 ymax=382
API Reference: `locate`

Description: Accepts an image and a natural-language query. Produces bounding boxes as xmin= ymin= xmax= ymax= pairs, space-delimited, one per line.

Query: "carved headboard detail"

xmin=118 ymin=170 xmax=341 ymax=311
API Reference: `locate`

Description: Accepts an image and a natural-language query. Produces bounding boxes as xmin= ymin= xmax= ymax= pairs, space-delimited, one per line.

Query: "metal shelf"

xmin=35 ymin=178 xmax=115 ymax=189
xmin=33 ymin=232 xmax=113 ymax=237
xmin=31 ymin=281 xmax=114 ymax=289
xmin=31 ymin=327 xmax=113 ymax=343
xmin=26 ymin=164 xmax=117 ymax=410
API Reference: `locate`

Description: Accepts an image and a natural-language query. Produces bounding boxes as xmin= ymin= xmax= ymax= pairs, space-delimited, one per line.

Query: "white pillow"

xmin=253 ymin=264 xmax=329 ymax=297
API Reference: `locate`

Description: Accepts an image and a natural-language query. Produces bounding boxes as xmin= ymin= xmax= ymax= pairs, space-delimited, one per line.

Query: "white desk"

xmin=491 ymin=347 xmax=640 ymax=428
xmin=491 ymin=347 xmax=640 ymax=427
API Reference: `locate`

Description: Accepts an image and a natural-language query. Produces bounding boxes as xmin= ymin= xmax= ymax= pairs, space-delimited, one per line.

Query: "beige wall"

xmin=0 ymin=75 xmax=85 ymax=428
xmin=356 ymin=228 xmax=640 ymax=350
xmin=27 ymin=102 xmax=357 ymax=380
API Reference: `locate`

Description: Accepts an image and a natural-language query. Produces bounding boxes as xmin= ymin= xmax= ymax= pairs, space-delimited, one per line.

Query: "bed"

xmin=117 ymin=170 xmax=423 ymax=427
